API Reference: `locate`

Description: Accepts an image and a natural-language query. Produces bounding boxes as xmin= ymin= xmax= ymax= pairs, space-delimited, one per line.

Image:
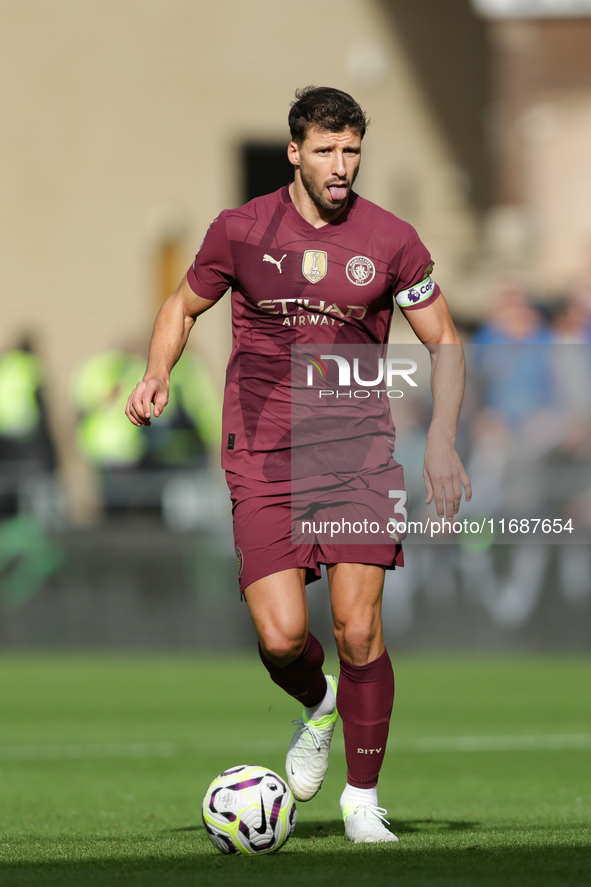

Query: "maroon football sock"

xmin=258 ymin=632 xmax=327 ymax=707
xmin=337 ymin=648 xmax=394 ymax=788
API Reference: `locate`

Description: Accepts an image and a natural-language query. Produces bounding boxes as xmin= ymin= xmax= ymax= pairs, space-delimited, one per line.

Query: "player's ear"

xmin=287 ymin=141 xmax=300 ymax=168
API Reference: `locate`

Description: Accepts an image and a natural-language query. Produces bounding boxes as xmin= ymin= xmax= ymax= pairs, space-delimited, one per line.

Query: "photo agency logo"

xmin=303 ymin=352 xmax=418 ymax=399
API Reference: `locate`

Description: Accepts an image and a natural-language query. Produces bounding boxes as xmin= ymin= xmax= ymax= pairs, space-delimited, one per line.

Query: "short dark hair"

xmin=288 ymin=86 xmax=369 ymax=144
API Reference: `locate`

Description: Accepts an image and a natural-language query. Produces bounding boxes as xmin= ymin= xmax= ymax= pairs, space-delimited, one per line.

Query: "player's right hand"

xmin=125 ymin=377 xmax=169 ymax=426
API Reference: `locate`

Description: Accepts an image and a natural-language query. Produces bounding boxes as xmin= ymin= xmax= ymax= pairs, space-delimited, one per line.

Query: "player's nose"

xmin=332 ymin=151 xmax=347 ymax=177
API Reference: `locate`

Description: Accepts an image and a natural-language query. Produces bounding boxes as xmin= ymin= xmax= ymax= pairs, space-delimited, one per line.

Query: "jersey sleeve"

xmin=391 ymin=224 xmax=440 ymax=311
xmin=186 ymin=212 xmax=234 ymax=301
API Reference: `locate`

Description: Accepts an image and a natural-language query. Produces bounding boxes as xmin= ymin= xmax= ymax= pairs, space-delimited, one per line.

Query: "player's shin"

xmin=260 ymin=633 xmax=338 ymax=802
xmin=338 ymin=650 xmax=398 ymax=841
xmin=337 ymin=648 xmax=394 ymax=788
xmin=258 ymin=631 xmax=327 ymax=706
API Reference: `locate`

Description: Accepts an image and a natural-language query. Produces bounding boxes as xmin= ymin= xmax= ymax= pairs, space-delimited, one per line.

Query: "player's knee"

xmin=333 ymin=618 xmax=377 ymax=662
xmin=334 ymin=614 xmax=374 ymax=645
xmin=259 ymin=630 xmax=307 ymax=665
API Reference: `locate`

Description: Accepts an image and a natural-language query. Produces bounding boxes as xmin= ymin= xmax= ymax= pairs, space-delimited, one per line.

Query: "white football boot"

xmin=343 ymin=804 xmax=399 ymax=844
xmin=285 ymin=675 xmax=338 ymax=801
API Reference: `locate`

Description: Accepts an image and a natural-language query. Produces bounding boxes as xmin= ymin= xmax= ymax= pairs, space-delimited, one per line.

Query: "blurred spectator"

xmin=548 ymin=290 xmax=591 ymax=461
xmin=71 ymin=349 xmax=221 ymax=515
xmin=0 ymin=338 xmax=60 ymax=522
xmin=0 ymin=338 xmax=57 ymax=469
xmin=471 ymin=277 xmax=554 ymax=427
xmin=472 ymin=275 xmax=553 ymax=346
xmin=72 ymin=350 xmax=146 ymax=469
xmin=462 ymin=275 xmax=591 ymax=535
xmin=551 ymin=276 xmax=591 ymax=345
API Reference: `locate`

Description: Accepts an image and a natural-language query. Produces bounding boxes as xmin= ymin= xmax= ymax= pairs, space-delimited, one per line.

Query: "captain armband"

xmin=394 ymin=276 xmax=435 ymax=308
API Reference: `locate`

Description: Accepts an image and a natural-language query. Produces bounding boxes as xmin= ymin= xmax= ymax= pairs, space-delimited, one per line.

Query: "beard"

xmin=300 ymin=165 xmax=352 ymax=213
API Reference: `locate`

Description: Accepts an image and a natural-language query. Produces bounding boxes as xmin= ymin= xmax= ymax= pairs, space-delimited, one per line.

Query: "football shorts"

xmin=226 ymin=461 xmax=405 ymax=594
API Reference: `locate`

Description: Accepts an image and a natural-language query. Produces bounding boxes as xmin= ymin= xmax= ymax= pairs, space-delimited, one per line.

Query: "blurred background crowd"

xmin=1 ymin=0 xmax=590 ymax=651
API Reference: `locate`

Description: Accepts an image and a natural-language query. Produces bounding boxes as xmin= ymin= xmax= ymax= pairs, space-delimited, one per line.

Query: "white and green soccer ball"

xmin=202 ymin=765 xmax=297 ymax=855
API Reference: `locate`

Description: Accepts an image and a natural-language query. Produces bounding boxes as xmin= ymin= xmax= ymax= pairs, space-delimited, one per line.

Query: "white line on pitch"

xmin=197 ymin=735 xmax=591 ymax=754
xmin=0 ymin=743 xmax=176 ymax=761
xmin=402 ymin=734 xmax=591 ymax=752
xmin=189 ymin=734 xmax=591 ymax=754
xmin=1 ymin=734 xmax=590 ymax=762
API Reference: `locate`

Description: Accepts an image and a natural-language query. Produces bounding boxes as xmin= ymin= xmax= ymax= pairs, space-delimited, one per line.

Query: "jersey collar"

xmin=281 ymin=185 xmax=357 ymax=237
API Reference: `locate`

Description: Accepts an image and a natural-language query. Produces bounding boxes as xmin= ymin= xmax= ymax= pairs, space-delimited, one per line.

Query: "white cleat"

xmin=343 ymin=804 xmax=400 ymax=844
xmin=285 ymin=675 xmax=338 ymax=801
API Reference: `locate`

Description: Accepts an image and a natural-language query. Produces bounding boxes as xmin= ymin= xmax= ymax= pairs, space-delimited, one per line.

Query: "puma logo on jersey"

xmin=357 ymin=748 xmax=383 ymax=754
xmin=263 ymin=253 xmax=287 ymax=274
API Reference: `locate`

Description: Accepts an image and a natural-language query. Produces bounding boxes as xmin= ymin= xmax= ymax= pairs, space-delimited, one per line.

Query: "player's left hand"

xmin=423 ymin=433 xmax=472 ymax=518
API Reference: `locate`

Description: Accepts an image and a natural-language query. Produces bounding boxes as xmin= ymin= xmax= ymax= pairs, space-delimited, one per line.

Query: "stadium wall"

xmin=0 ymin=0 xmax=479 ymax=521
xmin=0 ymin=522 xmax=589 ymax=652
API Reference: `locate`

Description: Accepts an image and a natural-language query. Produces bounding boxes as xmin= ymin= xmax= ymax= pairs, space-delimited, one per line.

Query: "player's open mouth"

xmin=327 ymin=183 xmax=349 ymax=201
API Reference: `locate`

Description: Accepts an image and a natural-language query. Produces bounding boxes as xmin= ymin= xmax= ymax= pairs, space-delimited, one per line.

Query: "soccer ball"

xmin=202 ymin=765 xmax=297 ymax=855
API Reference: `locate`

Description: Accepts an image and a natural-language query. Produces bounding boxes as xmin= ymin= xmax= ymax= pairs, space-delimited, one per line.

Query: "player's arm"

xmin=126 ymin=275 xmax=216 ymax=426
xmin=401 ymin=294 xmax=472 ymax=518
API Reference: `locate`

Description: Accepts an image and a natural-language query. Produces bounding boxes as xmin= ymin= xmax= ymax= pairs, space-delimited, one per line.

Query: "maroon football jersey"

xmin=187 ymin=186 xmax=439 ymax=480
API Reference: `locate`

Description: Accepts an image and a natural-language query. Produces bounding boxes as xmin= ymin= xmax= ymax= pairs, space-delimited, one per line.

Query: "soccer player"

xmin=126 ymin=87 xmax=471 ymax=843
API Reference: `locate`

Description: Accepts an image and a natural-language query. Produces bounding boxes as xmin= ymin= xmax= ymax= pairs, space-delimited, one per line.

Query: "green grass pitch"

xmin=0 ymin=653 xmax=589 ymax=886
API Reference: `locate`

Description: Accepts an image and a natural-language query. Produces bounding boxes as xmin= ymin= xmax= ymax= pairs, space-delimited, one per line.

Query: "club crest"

xmin=302 ymin=250 xmax=327 ymax=284
xmin=346 ymin=255 xmax=376 ymax=286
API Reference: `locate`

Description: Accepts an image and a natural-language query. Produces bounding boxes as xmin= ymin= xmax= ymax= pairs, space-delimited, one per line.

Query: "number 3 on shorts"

xmin=388 ymin=490 xmax=407 ymax=522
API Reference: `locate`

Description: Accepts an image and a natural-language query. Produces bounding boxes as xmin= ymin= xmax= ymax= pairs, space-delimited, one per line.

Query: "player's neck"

xmin=288 ymin=181 xmax=348 ymax=229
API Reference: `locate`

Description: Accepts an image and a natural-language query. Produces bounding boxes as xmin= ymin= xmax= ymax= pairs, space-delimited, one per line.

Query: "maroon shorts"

xmin=226 ymin=463 xmax=405 ymax=594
